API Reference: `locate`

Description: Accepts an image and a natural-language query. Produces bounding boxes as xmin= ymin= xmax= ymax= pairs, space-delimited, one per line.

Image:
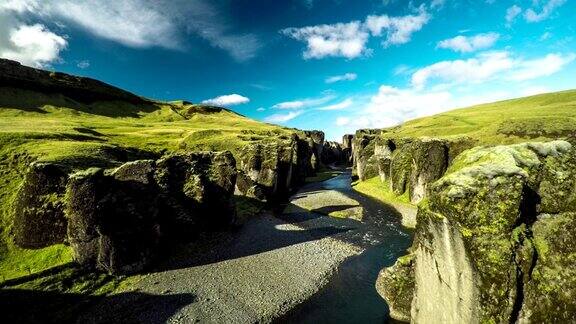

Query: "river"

xmin=278 ymin=169 xmax=414 ymax=323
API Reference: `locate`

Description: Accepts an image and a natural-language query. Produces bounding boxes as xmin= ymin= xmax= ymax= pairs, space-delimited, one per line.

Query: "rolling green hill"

xmin=0 ymin=60 xmax=295 ymax=282
xmin=380 ymin=89 xmax=576 ymax=145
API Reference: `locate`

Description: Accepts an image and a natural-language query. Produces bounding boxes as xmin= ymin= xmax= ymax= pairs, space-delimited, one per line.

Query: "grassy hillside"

xmin=381 ymin=89 xmax=576 ymax=145
xmin=0 ymin=66 xmax=295 ymax=282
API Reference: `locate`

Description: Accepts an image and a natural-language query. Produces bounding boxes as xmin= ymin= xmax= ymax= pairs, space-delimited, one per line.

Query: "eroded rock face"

xmin=321 ymin=141 xmax=345 ymax=165
xmin=236 ymin=138 xmax=298 ymax=203
xmin=12 ymin=163 xmax=69 ymax=249
xmin=342 ymin=134 xmax=354 ymax=163
xmin=65 ymin=152 xmax=237 ymax=275
xmin=372 ymin=136 xmax=473 ymax=204
xmin=66 ymin=165 xmax=161 ymax=274
xmin=352 ymin=130 xmax=379 ymax=180
xmin=376 ymin=254 xmax=415 ymax=322
xmin=520 ymin=212 xmax=576 ymax=322
xmin=379 ymin=140 xmax=576 ymax=323
xmin=155 ymin=151 xmax=237 ymax=229
xmin=304 ymin=130 xmax=325 ymax=172
xmin=390 ymin=138 xmax=448 ymax=204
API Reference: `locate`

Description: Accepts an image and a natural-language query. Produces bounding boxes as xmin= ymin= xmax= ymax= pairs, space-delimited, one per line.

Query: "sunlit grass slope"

xmin=0 ymin=86 xmax=293 ymax=281
xmin=382 ymin=89 xmax=576 ymax=145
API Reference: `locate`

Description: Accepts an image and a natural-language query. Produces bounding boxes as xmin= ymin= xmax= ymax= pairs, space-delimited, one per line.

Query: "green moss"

xmin=0 ymin=86 xmax=297 ymax=288
xmin=305 ymin=167 xmax=341 ymax=183
xmin=0 ymin=244 xmax=72 ymax=282
xmin=353 ymin=176 xmax=411 ymax=205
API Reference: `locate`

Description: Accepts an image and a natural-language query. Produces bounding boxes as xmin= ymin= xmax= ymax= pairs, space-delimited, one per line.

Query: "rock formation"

xmin=352 ymin=129 xmax=380 ymax=180
xmin=377 ymin=140 xmax=576 ymax=323
xmin=12 ymin=151 xmax=237 ymax=275
xmin=12 ymin=163 xmax=70 ymax=248
xmin=321 ymin=141 xmax=345 ymax=166
xmin=356 ymin=134 xmax=474 ymax=203
xmin=304 ymin=131 xmax=325 ymax=172
xmin=342 ymin=134 xmax=354 ymax=163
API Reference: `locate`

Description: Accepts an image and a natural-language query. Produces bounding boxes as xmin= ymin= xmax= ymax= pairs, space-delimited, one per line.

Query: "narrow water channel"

xmin=278 ymin=170 xmax=414 ymax=323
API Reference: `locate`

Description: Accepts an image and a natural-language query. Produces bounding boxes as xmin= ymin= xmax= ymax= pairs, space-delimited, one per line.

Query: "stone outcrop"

xmin=154 ymin=152 xmax=237 ymax=229
xmin=352 ymin=129 xmax=380 ymax=180
xmin=321 ymin=141 xmax=345 ymax=165
xmin=12 ymin=163 xmax=69 ymax=248
xmin=378 ymin=141 xmax=576 ymax=323
xmin=342 ymin=134 xmax=354 ymax=163
xmin=375 ymin=254 xmax=415 ymax=322
xmin=357 ymin=135 xmax=474 ymax=203
xmin=304 ymin=131 xmax=325 ymax=172
xmin=235 ymin=132 xmax=326 ymax=203
xmin=12 ymin=151 xmax=237 ymax=275
xmin=236 ymin=138 xmax=299 ymax=203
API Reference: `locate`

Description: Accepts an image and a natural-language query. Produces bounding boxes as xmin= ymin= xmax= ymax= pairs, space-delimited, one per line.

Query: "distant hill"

xmin=0 ymin=59 xmax=292 ymax=168
xmin=0 ymin=59 xmax=295 ymax=280
xmin=380 ymin=89 xmax=576 ymax=145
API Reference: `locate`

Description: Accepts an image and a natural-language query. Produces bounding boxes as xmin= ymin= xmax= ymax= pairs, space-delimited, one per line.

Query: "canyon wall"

xmin=377 ymin=141 xmax=576 ymax=323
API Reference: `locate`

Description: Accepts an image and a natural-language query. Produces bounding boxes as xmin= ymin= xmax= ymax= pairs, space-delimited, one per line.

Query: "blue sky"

xmin=1 ymin=0 xmax=575 ymax=140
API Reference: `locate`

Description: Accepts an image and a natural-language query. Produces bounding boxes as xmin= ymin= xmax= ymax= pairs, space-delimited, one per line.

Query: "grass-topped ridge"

xmin=0 ymin=58 xmax=299 ymax=284
xmin=377 ymin=89 xmax=576 ymax=145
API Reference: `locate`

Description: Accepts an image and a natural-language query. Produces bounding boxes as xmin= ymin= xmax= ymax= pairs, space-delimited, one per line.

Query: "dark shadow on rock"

xmin=1 ymin=289 xmax=195 ymax=324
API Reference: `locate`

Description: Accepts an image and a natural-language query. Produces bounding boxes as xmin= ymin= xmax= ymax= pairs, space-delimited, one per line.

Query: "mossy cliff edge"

xmin=0 ymin=59 xmax=346 ymax=284
xmin=376 ymin=141 xmax=576 ymax=323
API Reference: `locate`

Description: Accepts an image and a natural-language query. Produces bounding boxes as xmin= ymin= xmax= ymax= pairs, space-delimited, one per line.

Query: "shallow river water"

xmin=279 ymin=170 xmax=414 ymax=323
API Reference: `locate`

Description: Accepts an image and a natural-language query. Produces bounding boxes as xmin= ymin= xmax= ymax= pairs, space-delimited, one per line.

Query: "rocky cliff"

xmin=377 ymin=140 xmax=576 ymax=323
xmin=13 ymin=151 xmax=237 ymax=274
xmin=353 ymin=130 xmax=473 ymax=203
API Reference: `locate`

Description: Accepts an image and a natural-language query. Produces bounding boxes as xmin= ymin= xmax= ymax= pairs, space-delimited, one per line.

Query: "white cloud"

xmin=335 ymin=117 xmax=350 ymax=126
xmin=525 ymin=0 xmax=566 ymax=23
xmin=202 ymin=94 xmax=250 ymax=106
xmin=430 ymin=0 xmax=445 ymax=9
xmin=437 ymin=33 xmax=499 ymax=53
xmin=281 ymin=22 xmax=369 ymax=59
xmin=506 ymin=5 xmax=522 ymax=24
xmin=282 ymin=7 xmax=430 ymax=59
xmin=273 ymin=95 xmax=335 ymax=109
xmin=1 ymin=0 xmax=261 ymax=61
xmin=77 ymin=60 xmax=90 ymax=69
xmin=540 ymin=32 xmax=552 ymax=41
xmin=393 ymin=64 xmax=412 ymax=75
xmin=508 ymin=53 xmax=576 ymax=81
xmin=411 ymin=51 xmax=575 ymax=88
xmin=317 ymin=98 xmax=353 ymax=111
xmin=348 ymin=85 xmax=519 ymax=130
xmin=264 ymin=111 xmax=303 ymax=123
xmin=256 ymin=107 xmax=266 ymax=112
xmin=326 ymin=73 xmax=357 ymax=83
xmin=0 ymin=19 xmax=67 ymax=68
xmin=365 ymin=8 xmax=430 ymax=47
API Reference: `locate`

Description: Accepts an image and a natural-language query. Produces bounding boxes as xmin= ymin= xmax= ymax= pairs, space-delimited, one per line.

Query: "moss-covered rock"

xmin=376 ymin=254 xmax=415 ymax=322
xmin=380 ymin=140 xmax=576 ymax=323
xmin=321 ymin=141 xmax=345 ymax=165
xmin=388 ymin=137 xmax=449 ymax=204
xmin=155 ymin=151 xmax=237 ymax=228
xmin=12 ymin=163 xmax=69 ymax=248
xmin=342 ymin=134 xmax=354 ymax=163
xmin=66 ymin=152 xmax=237 ymax=275
xmin=66 ymin=165 xmax=161 ymax=275
xmin=303 ymin=130 xmax=325 ymax=171
xmin=352 ymin=131 xmax=379 ymax=180
xmin=520 ymin=212 xmax=576 ymax=322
